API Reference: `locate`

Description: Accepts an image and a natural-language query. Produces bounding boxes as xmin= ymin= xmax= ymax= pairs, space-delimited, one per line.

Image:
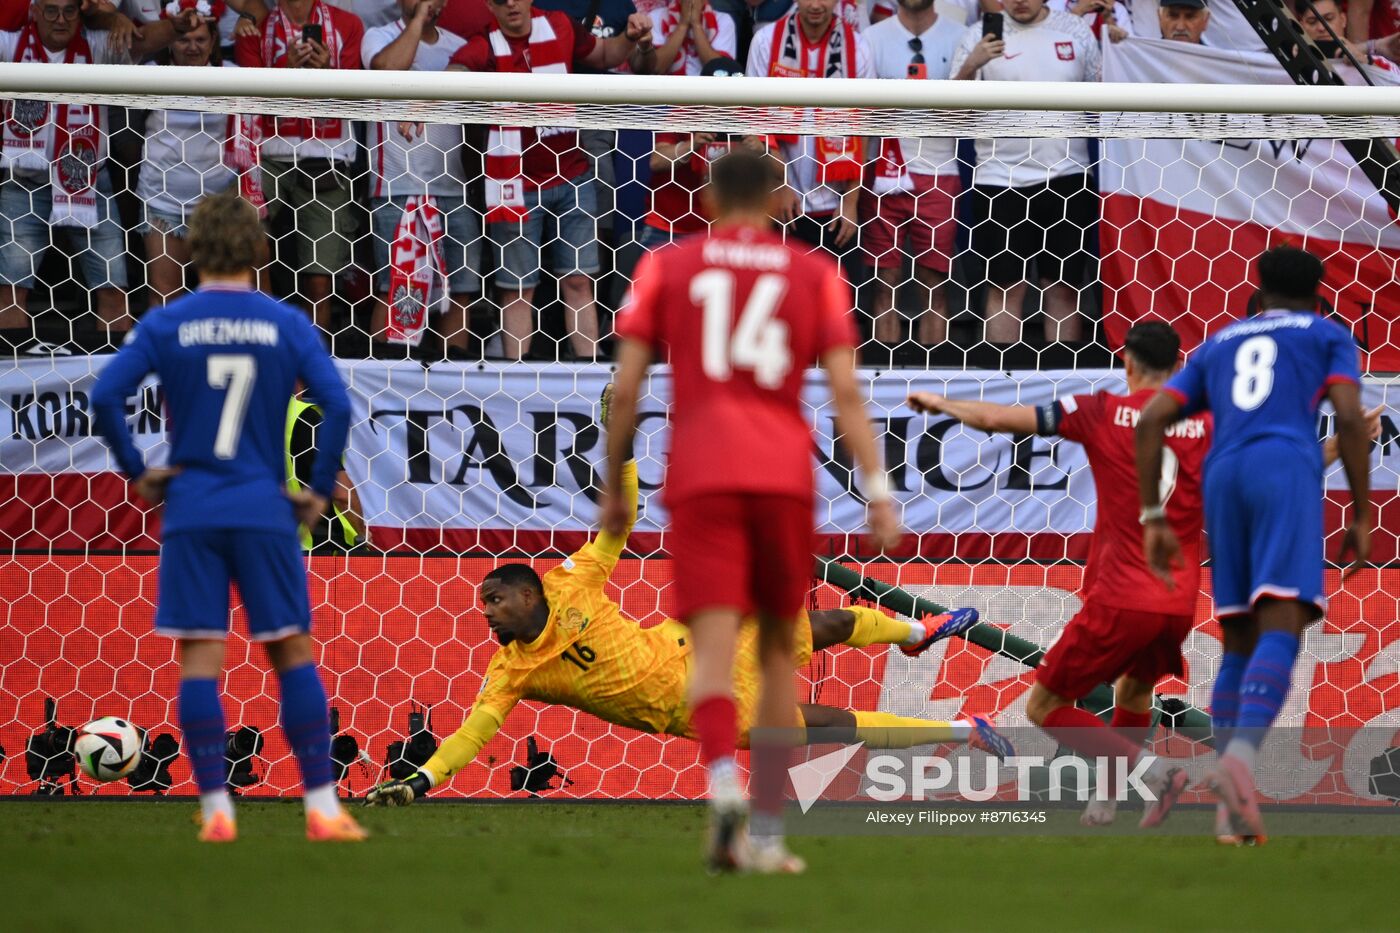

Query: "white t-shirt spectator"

xmin=937 ymin=0 xmax=981 ymax=26
xmin=0 ymin=29 xmax=129 ymax=174
xmin=329 ymin=0 xmax=401 ymax=29
xmin=137 ymin=63 xmax=238 ymax=220
xmin=360 ymin=19 xmax=470 ymax=198
xmin=864 ymin=13 xmax=965 ymax=176
xmin=647 ymin=6 xmax=736 ymax=75
xmin=746 ymin=19 xmax=874 ymax=214
xmin=951 ymin=9 xmax=1100 ymax=188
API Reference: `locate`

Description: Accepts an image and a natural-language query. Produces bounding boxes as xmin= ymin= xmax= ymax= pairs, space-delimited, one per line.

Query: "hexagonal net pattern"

xmin=0 ymin=52 xmax=1398 ymax=804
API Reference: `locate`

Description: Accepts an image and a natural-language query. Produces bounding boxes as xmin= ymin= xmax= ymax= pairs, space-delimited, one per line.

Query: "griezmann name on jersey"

xmin=91 ymin=285 xmax=351 ymax=536
xmin=1039 ymin=388 xmax=1211 ymax=617
xmin=614 ymin=226 xmax=858 ymax=505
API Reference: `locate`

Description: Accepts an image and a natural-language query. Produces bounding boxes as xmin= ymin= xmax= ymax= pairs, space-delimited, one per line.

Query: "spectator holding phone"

xmin=862 ymin=0 xmax=966 ymax=355
xmin=236 ymin=0 xmax=364 ymax=335
xmin=952 ymin=0 xmax=1099 ymax=353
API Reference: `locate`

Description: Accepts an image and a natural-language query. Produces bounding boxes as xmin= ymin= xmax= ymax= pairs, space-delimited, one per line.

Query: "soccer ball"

xmin=75 ymin=717 xmax=142 ymax=782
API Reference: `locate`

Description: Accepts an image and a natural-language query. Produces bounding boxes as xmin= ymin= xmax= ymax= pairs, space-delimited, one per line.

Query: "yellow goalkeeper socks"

xmin=852 ymin=711 xmax=973 ymax=748
xmin=843 ymin=605 xmax=918 ymax=648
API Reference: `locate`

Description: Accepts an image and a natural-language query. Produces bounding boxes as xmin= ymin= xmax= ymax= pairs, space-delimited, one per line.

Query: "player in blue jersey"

xmin=91 ymin=192 xmax=366 ymax=843
xmin=1134 ymin=246 xmax=1372 ymax=842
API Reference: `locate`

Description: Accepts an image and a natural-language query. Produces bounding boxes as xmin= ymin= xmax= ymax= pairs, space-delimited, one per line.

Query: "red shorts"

xmin=861 ymin=173 xmax=960 ymax=273
xmin=669 ymin=492 xmax=814 ymax=622
xmin=1036 ymin=603 xmax=1192 ymax=700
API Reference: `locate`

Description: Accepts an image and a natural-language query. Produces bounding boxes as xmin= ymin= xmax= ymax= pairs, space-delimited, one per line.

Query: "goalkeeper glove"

xmin=365 ymin=769 xmax=432 ymax=807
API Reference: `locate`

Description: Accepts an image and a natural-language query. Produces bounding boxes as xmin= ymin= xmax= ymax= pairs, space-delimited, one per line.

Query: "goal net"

xmin=2 ymin=35 xmax=1398 ymax=807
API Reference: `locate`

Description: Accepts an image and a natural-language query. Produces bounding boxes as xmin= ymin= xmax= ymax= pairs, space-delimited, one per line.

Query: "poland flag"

xmin=1100 ymin=38 xmax=1400 ymax=369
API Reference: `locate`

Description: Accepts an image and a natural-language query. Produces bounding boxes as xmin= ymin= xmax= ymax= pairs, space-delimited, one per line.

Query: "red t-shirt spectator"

xmin=645 ymin=133 xmax=729 ymax=235
xmin=438 ymin=0 xmax=493 ymax=40
xmin=616 ymin=225 xmax=857 ymax=504
xmin=449 ymin=8 xmax=594 ymax=189
xmin=0 ymin=0 xmax=24 ymax=31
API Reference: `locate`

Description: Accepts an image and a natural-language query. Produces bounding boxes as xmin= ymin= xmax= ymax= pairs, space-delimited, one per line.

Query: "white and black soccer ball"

xmin=75 ymin=717 xmax=142 ymax=782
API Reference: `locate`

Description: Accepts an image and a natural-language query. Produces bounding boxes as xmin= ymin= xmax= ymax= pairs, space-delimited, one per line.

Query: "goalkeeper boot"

xmin=1139 ymin=766 xmax=1189 ymax=829
xmin=1207 ymin=755 xmax=1266 ymax=840
xmin=307 ymin=809 xmax=369 ymax=843
xmin=901 ymin=608 xmax=980 ymax=657
xmin=197 ymin=811 xmax=237 ymax=844
xmin=969 ymin=715 xmax=1014 ymax=760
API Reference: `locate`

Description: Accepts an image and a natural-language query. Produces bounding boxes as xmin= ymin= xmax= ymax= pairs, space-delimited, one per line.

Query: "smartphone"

xmin=302 ymin=23 xmax=324 ymax=45
xmin=1315 ymin=39 xmax=1342 ymax=58
xmin=982 ymin=11 xmax=1004 ymax=42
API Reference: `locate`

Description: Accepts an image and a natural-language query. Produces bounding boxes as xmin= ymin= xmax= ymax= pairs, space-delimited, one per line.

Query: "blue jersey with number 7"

xmin=1164 ymin=310 xmax=1361 ymax=477
xmin=92 ymin=285 xmax=350 ymax=536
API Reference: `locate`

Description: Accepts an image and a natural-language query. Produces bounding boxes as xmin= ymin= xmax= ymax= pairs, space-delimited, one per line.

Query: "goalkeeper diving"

xmin=367 ymin=391 xmax=1008 ymax=806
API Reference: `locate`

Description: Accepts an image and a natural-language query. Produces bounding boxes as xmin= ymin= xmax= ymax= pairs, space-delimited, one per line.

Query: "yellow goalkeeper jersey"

xmin=423 ymin=462 xmax=691 ymax=785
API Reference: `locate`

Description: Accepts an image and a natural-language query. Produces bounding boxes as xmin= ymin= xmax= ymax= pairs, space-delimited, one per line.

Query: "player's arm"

xmin=1323 ymin=405 xmax=1382 ymax=467
xmin=1329 ymin=382 xmax=1373 ymax=576
xmin=907 ymin=392 xmax=1039 ymax=435
xmin=91 ymin=327 xmax=179 ymax=505
xmin=365 ymin=705 xmax=506 ymax=806
xmin=1134 ymin=389 xmax=1185 ymax=586
xmin=603 ymin=340 xmax=653 ymax=538
xmin=294 ymin=319 xmax=352 ymax=524
xmin=823 ymin=346 xmax=900 ymax=549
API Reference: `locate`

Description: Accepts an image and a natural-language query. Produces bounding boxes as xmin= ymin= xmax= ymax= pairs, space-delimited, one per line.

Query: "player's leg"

xmin=235 ymin=530 xmax=365 ymax=841
xmin=673 ymin=494 xmax=749 ymax=870
xmin=156 ymin=532 xmax=236 ymax=840
xmin=1209 ymin=448 xmax=1323 ymax=838
xmin=797 ymin=703 xmax=1009 ymax=756
xmin=807 ymin=604 xmax=979 ymax=656
xmin=1029 ymin=607 xmax=1185 ymax=821
xmin=1209 ymin=617 xmax=1256 ymax=843
xmin=750 ymin=612 xmax=799 ymax=852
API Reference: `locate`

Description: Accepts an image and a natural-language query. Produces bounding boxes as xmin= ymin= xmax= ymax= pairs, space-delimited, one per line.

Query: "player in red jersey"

xmin=910 ymin=322 xmax=1203 ymax=829
xmin=604 ymin=149 xmax=900 ymax=874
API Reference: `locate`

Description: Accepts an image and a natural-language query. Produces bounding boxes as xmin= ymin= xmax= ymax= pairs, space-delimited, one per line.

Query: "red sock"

xmin=750 ymin=741 xmax=791 ymax=820
xmin=1042 ymin=705 xmax=1142 ymax=762
xmin=691 ymin=695 xmax=737 ymax=767
xmin=1111 ymin=708 xmax=1153 ymax=748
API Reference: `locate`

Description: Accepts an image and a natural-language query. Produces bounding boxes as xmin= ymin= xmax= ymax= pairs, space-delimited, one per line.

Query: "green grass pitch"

xmin=5 ymin=801 xmax=1397 ymax=932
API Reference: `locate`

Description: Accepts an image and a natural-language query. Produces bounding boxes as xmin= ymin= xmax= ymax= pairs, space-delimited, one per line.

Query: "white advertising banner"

xmin=3 ymin=357 xmax=1395 ymax=536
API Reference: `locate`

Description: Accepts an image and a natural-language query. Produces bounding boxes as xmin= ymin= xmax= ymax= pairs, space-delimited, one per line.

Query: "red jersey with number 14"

xmin=615 ymin=226 xmax=857 ymax=505
xmin=1040 ymin=388 xmax=1211 ymax=617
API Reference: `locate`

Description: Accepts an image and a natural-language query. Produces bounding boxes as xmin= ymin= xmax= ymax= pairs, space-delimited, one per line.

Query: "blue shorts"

xmin=155 ymin=529 xmax=311 ymax=641
xmin=489 ymin=171 xmax=601 ymax=289
xmin=0 ymin=169 xmax=128 ymax=290
xmin=1204 ymin=440 xmax=1326 ymax=617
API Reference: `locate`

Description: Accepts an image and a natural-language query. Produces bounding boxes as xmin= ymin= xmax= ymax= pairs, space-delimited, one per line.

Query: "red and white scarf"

xmin=1 ymin=22 xmax=102 ymax=228
xmin=260 ymin=1 xmax=345 ymax=142
xmin=223 ymin=113 xmax=266 ymax=217
xmin=385 ymin=196 xmax=446 ymax=346
xmin=871 ymin=138 xmax=914 ymax=195
xmin=766 ymin=14 xmax=861 ymax=186
xmin=656 ymin=1 xmax=720 ymax=76
xmin=483 ymin=14 xmax=571 ymax=223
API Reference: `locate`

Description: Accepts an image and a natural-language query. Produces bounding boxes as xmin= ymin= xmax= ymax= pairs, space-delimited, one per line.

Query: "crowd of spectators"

xmin=0 ymin=0 xmax=1391 ymax=365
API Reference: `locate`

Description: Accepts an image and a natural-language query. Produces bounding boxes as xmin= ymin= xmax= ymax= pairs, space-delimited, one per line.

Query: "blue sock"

xmin=178 ymin=677 xmax=228 ymax=794
xmin=1210 ymin=651 xmax=1248 ymax=750
xmin=1234 ymin=630 xmax=1300 ymax=749
xmin=278 ymin=663 xmax=335 ymax=791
